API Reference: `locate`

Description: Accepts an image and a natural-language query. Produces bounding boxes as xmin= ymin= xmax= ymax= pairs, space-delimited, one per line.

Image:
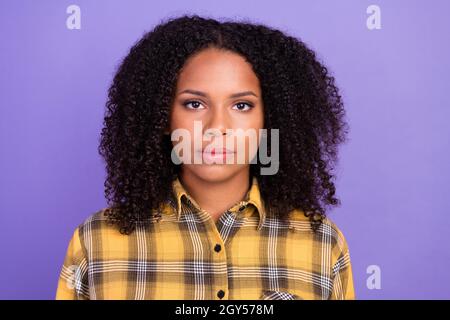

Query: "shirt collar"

xmin=168 ymin=176 xmax=266 ymax=230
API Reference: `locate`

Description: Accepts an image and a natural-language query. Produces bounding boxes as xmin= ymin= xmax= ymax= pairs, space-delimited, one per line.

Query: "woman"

xmin=56 ymin=14 xmax=354 ymax=300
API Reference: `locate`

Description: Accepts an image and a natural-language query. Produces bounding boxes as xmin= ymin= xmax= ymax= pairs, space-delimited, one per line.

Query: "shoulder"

xmin=319 ymin=215 xmax=352 ymax=269
xmin=76 ymin=207 xmax=110 ymax=233
xmin=287 ymin=209 xmax=351 ymax=254
xmin=74 ymin=207 xmax=126 ymax=247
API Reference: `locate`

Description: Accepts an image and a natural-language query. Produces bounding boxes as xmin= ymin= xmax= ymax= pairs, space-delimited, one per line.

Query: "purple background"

xmin=1 ymin=0 xmax=449 ymax=300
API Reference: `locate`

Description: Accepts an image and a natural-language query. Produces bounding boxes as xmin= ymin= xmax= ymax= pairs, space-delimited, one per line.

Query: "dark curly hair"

xmin=98 ymin=14 xmax=349 ymax=235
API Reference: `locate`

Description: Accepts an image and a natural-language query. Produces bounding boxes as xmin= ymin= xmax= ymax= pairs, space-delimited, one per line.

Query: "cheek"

xmin=239 ymin=117 xmax=264 ymax=137
xmin=169 ymin=117 xmax=202 ymax=155
xmin=169 ymin=109 xmax=197 ymax=139
xmin=250 ymin=114 xmax=265 ymax=156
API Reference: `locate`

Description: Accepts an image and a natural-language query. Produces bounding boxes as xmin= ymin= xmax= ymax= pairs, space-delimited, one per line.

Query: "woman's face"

xmin=169 ymin=47 xmax=264 ymax=182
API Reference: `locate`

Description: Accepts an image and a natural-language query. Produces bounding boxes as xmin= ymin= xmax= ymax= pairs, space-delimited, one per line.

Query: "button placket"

xmin=204 ymin=211 xmax=229 ymax=300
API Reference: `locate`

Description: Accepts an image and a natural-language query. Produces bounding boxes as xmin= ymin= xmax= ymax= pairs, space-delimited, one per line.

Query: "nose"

xmin=204 ymin=107 xmax=230 ymax=137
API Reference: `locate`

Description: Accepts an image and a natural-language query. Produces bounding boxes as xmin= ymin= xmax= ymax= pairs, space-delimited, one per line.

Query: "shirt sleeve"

xmin=329 ymin=227 xmax=356 ymax=300
xmin=55 ymin=226 xmax=90 ymax=300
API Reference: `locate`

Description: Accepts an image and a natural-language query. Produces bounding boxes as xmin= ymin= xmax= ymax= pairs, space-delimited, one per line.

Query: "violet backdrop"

xmin=1 ymin=0 xmax=449 ymax=299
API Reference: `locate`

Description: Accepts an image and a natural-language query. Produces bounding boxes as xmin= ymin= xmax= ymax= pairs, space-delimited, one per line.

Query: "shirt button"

xmin=214 ymin=243 xmax=221 ymax=252
xmin=217 ymin=289 xmax=225 ymax=299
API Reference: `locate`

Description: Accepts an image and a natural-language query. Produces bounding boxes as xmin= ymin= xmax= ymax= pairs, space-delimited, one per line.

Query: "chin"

xmin=184 ymin=164 xmax=247 ymax=183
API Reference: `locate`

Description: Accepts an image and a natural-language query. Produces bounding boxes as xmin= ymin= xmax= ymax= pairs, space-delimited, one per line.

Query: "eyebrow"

xmin=178 ymin=89 xmax=258 ymax=99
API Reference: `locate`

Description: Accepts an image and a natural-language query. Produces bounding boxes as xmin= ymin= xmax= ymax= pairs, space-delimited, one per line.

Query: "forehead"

xmin=176 ymin=48 xmax=261 ymax=93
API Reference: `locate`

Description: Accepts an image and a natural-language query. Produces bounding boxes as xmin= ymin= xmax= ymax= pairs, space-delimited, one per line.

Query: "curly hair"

xmin=98 ymin=14 xmax=349 ymax=235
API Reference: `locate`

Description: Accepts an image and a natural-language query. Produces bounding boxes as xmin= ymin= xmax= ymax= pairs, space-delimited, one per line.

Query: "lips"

xmin=197 ymin=147 xmax=236 ymax=163
xmin=202 ymin=147 xmax=235 ymax=155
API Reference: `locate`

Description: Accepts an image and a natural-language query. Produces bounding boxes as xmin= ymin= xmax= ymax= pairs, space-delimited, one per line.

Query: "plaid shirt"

xmin=55 ymin=176 xmax=355 ymax=300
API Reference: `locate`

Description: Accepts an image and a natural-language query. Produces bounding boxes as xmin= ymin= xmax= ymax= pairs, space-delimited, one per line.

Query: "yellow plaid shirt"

xmin=55 ymin=176 xmax=355 ymax=300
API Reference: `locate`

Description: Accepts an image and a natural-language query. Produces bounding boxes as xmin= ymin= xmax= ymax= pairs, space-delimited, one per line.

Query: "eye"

xmin=182 ymin=100 xmax=205 ymax=110
xmin=232 ymin=102 xmax=254 ymax=112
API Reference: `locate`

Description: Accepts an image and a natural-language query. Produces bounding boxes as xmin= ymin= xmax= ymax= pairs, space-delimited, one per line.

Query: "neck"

xmin=179 ymin=169 xmax=251 ymax=222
